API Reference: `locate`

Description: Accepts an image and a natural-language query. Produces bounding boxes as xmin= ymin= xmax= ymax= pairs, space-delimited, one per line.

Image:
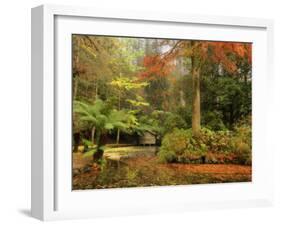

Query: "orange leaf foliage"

xmin=139 ymin=55 xmax=176 ymax=79
xmin=203 ymin=41 xmax=252 ymax=73
xmin=139 ymin=41 xmax=252 ymax=78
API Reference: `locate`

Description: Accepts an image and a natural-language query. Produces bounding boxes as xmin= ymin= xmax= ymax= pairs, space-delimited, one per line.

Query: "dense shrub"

xmin=232 ymin=116 xmax=252 ymax=165
xmin=158 ymin=128 xmax=208 ymax=163
xmin=158 ymin=128 xmax=192 ymax=163
xmin=190 ymin=128 xmax=233 ymax=153
xmin=233 ymin=116 xmax=251 ymax=144
xmin=233 ymin=142 xmax=251 ymax=165
xmin=210 ymin=130 xmax=234 ymax=152
xmin=158 ymin=119 xmax=252 ymax=165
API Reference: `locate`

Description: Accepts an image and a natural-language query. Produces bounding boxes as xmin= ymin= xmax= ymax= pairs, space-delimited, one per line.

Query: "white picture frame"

xmin=31 ymin=4 xmax=274 ymax=221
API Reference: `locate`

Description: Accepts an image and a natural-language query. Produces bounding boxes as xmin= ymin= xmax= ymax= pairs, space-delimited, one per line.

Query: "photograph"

xmin=72 ymin=34 xmax=252 ymax=190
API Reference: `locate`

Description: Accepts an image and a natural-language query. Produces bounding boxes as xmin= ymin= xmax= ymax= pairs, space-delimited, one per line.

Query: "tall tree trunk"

xmin=73 ymin=133 xmax=80 ymax=152
xmin=91 ymin=127 xmax=95 ymax=144
xmin=116 ymin=129 xmax=120 ymax=144
xmin=191 ymin=52 xmax=201 ymax=137
xmin=116 ymin=88 xmax=121 ymax=144
xmin=93 ymin=131 xmax=103 ymax=163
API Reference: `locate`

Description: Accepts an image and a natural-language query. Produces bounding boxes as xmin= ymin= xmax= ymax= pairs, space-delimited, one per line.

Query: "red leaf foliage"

xmin=139 ymin=41 xmax=252 ymax=78
xmin=139 ymin=55 xmax=176 ymax=80
xmin=207 ymin=42 xmax=252 ymax=72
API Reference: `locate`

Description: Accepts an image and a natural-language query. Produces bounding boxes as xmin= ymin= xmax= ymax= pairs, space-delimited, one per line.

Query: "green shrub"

xmin=158 ymin=122 xmax=251 ymax=165
xmin=210 ymin=131 xmax=234 ymax=152
xmin=158 ymin=128 xmax=230 ymax=163
xmin=232 ymin=140 xmax=251 ymax=165
xmin=158 ymin=128 xmax=192 ymax=163
xmin=158 ymin=128 xmax=208 ymax=163
xmin=190 ymin=128 xmax=233 ymax=153
xmin=232 ymin=116 xmax=252 ymax=165
xmin=233 ymin=117 xmax=251 ymax=146
xmin=82 ymin=138 xmax=94 ymax=153
xmin=158 ymin=150 xmax=177 ymax=163
xmin=192 ymin=127 xmax=214 ymax=151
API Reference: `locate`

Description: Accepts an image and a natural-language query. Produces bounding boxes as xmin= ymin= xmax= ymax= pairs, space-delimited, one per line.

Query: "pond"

xmin=104 ymin=146 xmax=159 ymax=161
xmin=72 ymin=146 xmax=252 ymax=190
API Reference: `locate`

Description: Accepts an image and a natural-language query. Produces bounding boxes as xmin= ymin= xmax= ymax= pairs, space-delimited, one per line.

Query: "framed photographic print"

xmin=31 ymin=4 xmax=274 ymax=221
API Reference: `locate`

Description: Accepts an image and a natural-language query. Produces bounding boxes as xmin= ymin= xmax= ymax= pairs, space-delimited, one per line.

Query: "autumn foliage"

xmin=72 ymin=35 xmax=252 ymax=190
xmin=140 ymin=41 xmax=252 ymax=77
xmin=139 ymin=55 xmax=176 ymax=79
xmin=205 ymin=41 xmax=252 ymax=72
